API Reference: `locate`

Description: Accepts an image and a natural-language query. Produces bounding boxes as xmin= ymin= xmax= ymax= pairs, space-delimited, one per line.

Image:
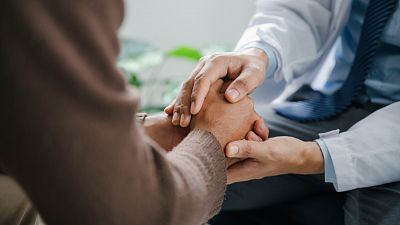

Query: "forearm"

xmin=4 ymin=120 xmax=225 ymax=225
xmin=0 ymin=1 xmax=226 ymax=224
xmin=166 ymin=130 xmax=226 ymax=223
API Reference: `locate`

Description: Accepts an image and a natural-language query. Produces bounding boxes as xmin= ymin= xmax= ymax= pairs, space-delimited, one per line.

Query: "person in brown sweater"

xmin=0 ymin=1 xmax=264 ymax=225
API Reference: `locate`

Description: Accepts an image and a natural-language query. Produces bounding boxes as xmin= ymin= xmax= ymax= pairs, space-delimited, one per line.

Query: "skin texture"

xmin=226 ymin=131 xmax=324 ymax=184
xmin=164 ymin=48 xmax=268 ymax=127
xmin=143 ymin=114 xmax=190 ymax=151
xmin=144 ymin=80 xmax=263 ymax=151
xmin=226 ymin=118 xmax=269 ymax=168
xmin=190 ymin=80 xmax=261 ymax=147
xmin=162 ymin=47 xmax=324 ymax=184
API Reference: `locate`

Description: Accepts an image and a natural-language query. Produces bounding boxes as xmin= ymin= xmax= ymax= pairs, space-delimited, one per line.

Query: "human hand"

xmin=226 ymin=118 xmax=269 ymax=168
xmin=191 ymin=79 xmax=261 ymax=148
xmin=165 ymin=48 xmax=268 ymax=127
xmin=225 ymin=136 xmax=324 ymax=184
xmin=143 ymin=114 xmax=190 ymax=151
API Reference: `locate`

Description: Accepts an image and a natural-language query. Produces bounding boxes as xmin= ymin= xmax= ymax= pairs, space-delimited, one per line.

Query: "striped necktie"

xmin=274 ymin=0 xmax=398 ymax=122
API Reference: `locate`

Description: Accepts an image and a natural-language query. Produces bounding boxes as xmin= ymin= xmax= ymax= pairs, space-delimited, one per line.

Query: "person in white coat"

xmin=165 ymin=0 xmax=400 ymax=224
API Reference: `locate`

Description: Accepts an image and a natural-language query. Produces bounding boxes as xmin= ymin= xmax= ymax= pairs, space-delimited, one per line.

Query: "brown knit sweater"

xmin=0 ymin=1 xmax=226 ymax=225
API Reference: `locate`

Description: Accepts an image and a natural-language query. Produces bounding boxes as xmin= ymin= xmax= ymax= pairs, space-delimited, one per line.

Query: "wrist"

xmin=143 ymin=114 xmax=169 ymax=138
xmin=143 ymin=115 xmax=157 ymax=138
xmin=301 ymin=141 xmax=324 ymax=174
xmin=242 ymin=48 xmax=268 ymax=66
xmin=191 ymin=126 xmax=226 ymax=148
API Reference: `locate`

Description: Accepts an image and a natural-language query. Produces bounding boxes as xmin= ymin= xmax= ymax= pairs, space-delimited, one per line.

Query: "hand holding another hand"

xmin=225 ymin=134 xmax=324 ymax=184
xmin=191 ymin=79 xmax=261 ymax=148
xmin=165 ymin=48 xmax=268 ymax=127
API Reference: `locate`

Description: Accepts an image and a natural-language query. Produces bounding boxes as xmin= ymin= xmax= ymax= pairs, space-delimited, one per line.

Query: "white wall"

xmin=119 ymin=0 xmax=255 ymax=51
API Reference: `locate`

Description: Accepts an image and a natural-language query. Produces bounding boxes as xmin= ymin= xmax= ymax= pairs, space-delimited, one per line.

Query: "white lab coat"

xmin=236 ymin=0 xmax=400 ymax=191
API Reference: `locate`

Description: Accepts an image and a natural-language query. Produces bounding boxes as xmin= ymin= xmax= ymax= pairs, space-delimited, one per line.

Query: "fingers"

xmin=190 ymin=65 xmax=217 ymax=114
xmin=224 ymin=65 xmax=265 ymax=103
xmin=171 ymin=103 xmax=191 ymax=127
xmin=169 ymin=60 xmax=206 ymax=126
xmin=253 ymin=118 xmax=269 ymax=141
xmin=179 ymin=107 xmax=191 ymax=127
xmin=172 ymin=108 xmax=180 ymax=126
xmin=225 ymin=140 xmax=262 ymax=159
xmin=164 ymin=99 xmax=176 ymax=115
xmin=190 ymin=55 xmax=241 ymax=114
xmin=171 ymin=79 xmax=222 ymax=127
xmin=246 ymin=131 xmax=263 ymax=142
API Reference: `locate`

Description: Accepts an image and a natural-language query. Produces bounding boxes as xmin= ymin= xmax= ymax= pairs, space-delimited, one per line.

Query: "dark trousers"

xmin=210 ymin=105 xmax=400 ymax=225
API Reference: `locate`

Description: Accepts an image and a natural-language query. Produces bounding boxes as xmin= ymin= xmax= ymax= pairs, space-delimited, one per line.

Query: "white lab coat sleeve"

xmin=319 ymin=102 xmax=400 ymax=192
xmin=236 ymin=0 xmax=351 ymax=82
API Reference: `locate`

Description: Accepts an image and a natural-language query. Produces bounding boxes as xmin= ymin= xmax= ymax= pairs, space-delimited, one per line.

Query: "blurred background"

xmin=119 ymin=0 xmax=254 ymax=51
xmin=117 ymin=0 xmax=255 ymax=112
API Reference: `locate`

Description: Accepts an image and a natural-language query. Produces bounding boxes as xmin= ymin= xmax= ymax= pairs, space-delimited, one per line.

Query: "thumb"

xmin=224 ymin=67 xmax=263 ymax=103
xmin=225 ymin=140 xmax=261 ymax=159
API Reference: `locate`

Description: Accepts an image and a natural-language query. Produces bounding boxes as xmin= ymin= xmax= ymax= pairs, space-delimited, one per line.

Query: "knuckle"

xmin=248 ymin=63 xmax=266 ymax=80
xmin=174 ymin=102 xmax=184 ymax=108
xmin=182 ymin=79 xmax=193 ymax=89
xmin=249 ymin=99 xmax=255 ymax=108
xmin=248 ymin=62 xmax=263 ymax=72
xmin=178 ymin=105 xmax=190 ymax=113
xmin=211 ymin=55 xmax=220 ymax=62
xmin=173 ymin=106 xmax=180 ymax=113
xmin=234 ymin=79 xmax=250 ymax=91
xmin=194 ymin=74 xmax=203 ymax=82
xmin=208 ymin=53 xmax=218 ymax=60
xmin=200 ymin=55 xmax=210 ymax=63
xmin=209 ymin=54 xmax=223 ymax=63
xmin=194 ymin=75 xmax=210 ymax=88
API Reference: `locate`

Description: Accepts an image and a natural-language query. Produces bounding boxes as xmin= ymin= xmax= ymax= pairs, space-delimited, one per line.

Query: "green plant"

xmin=117 ymin=38 xmax=231 ymax=111
xmin=166 ymin=46 xmax=203 ymax=61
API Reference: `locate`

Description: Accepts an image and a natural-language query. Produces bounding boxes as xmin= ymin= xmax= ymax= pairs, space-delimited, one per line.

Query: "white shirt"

xmin=236 ymin=0 xmax=400 ymax=191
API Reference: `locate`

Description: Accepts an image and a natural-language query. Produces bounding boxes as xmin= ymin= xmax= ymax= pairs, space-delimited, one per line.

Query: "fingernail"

xmin=227 ymin=88 xmax=240 ymax=101
xmin=228 ymin=145 xmax=239 ymax=156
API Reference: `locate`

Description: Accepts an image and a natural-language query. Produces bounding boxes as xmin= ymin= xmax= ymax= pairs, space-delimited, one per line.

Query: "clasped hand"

xmin=145 ymin=79 xmax=262 ymax=150
xmin=147 ymin=49 xmax=324 ymax=185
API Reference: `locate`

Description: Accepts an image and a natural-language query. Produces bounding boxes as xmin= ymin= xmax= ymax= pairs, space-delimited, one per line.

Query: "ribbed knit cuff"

xmin=170 ymin=129 xmax=227 ymax=221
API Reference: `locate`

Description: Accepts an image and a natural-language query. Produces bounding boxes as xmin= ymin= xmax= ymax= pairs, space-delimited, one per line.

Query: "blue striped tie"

xmin=274 ymin=0 xmax=398 ymax=122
